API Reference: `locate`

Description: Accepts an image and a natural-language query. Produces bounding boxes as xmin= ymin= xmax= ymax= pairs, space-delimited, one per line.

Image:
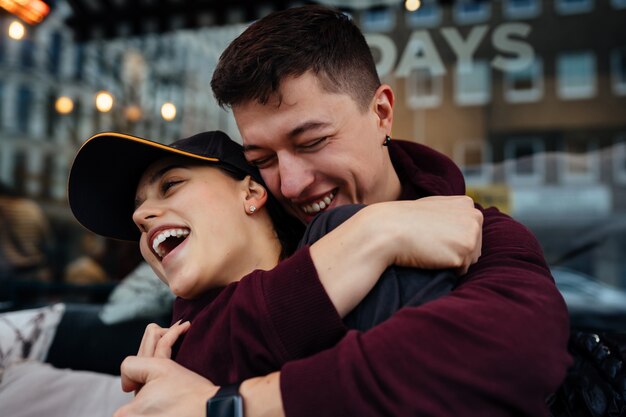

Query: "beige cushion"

xmin=0 ymin=361 xmax=132 ymax=417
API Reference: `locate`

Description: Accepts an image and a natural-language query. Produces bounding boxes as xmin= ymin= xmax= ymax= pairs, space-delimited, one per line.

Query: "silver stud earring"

xmin=249 ymin=205 xmax=256 ymax=214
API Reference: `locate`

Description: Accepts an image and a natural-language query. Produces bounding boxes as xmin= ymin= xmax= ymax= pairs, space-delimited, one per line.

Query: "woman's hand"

xmin=137 ymin=320 xmax=191 ymax=359
xmin=115 ymin=356 xmax=218 ymax=417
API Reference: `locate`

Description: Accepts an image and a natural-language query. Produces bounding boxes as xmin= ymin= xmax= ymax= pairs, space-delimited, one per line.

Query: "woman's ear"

xmin=241 ymin=176 xmax=268 ymax=215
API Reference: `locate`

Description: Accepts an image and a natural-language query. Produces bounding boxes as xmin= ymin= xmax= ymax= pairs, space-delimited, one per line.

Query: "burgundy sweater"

xmin=173 ymin=140 xmax=572 ymax=417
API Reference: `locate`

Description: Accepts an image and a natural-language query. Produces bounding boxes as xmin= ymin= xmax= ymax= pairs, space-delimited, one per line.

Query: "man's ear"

xmin=241 ymin=176 xmax=268 ymax=214
xmin=372 ymin=84 xmax=394 ymax=132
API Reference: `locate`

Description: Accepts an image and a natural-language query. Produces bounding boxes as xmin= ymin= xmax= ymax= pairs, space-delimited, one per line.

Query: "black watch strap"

xmin=207 ymin=383 xmax=243 ymax=417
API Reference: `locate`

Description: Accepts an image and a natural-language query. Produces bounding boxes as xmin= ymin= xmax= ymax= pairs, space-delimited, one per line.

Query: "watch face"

xmin=207 ymin=395 xmax=243 ymax=417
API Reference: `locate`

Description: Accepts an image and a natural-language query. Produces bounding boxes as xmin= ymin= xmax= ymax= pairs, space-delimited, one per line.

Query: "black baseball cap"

xmin=68 ymin=130 xmax=264 ymax=241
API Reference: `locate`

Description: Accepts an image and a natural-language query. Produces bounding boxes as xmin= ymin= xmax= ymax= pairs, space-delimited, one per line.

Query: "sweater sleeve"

xmin=279 ymin=208 xmax=573 ymax=417
xmin=236 ymin=246 xmax=348 ymax=365
xmin=172 ymin=246 xmax=347 ymax=384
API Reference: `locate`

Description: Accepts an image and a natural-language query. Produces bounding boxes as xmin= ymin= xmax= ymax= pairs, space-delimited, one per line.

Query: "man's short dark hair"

xmin=211 ymin=5 xmax=381 ymax=112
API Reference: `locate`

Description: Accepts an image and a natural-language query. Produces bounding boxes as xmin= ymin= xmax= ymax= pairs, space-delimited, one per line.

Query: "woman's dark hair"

xmin=211 ymin=5 xmax=381 ymax=112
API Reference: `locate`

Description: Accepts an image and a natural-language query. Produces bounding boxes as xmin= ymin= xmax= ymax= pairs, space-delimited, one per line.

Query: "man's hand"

xmin=114 ymin=356 xmax=217 ymax=417
xmin=137 ymin=320 xmax=191 ymax=359
xmin=368 ymin=195 xmax=483 ymax=275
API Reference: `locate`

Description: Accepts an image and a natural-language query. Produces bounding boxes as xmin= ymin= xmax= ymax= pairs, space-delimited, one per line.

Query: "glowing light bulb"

xmin=55 ymin=96 xmax=74 ymax=114
xmin=161 ymin=102 xmax=177 ymax=121
xmin=405 ymin=0 xmax=421 ymax=12
xmin=8 ymin=21 xmax=25 ymax=40
xmin=95 ymin=91 xmax=114 ymax=113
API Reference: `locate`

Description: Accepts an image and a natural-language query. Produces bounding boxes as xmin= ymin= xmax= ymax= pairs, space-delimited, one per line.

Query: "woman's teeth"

xmin=301 ymin=192 xmax=335 ymax=214
xmin=152 ymin=228 xmax=190 ymax=258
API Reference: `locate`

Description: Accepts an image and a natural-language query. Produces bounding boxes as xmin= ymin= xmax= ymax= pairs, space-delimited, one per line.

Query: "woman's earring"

xmin=383 ymin=135 xmax=391 ymax=146
xmin=249 ymin=205 xmax=256 ymax=214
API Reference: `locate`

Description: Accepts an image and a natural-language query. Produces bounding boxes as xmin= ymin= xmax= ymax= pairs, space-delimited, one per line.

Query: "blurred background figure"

xmin=0 ymin=181 xmax=54 ymax=285
xmin=63 ymin=231 xmax=108 ymax=285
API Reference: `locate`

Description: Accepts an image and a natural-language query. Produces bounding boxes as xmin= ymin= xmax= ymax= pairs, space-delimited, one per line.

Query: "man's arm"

xmin=116 ymin=209 xmax=568 ymax=417
xmin=276 ymin=208 xmax=571 ymax=417
xmin=235 ymin=210 xmax=570 ymax=417
xmin=134 ymin=197 xmax=482 ymax=383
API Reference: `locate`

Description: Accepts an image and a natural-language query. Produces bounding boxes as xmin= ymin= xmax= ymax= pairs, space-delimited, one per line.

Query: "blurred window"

xmin=555 ymin=0 xmax=594 ymax=14
xmin=454 ymin=60 xmax=491 ymax=106
xmin=362 ymin=7 xmax=396 ymax=32
xmin=613 ymin=134 xmax=626 ymax=185
xmin=41 ymin=154 xmax=54 ymax=200
xmin=0 ymin=82 xmax=4 ymax=129
xmin=74 ymin=44 xmax=85 ymax=80
xmin=12 ymin=151 xmax=27 ymax=194
xmin=20 ymin=38 xmax=36 ymax=69
xmin=611 ymin=0 xmax=626 ymax=8
xmin=405 ymin=0 xmax=442 ymax=28
xmin=611 ymin=46 xmax=626 ymax=96
xmin=557 ymin=51 xmax=597 ymax=100
xmin=454 ymin=140 xmax=492 ymax=184
xmin=45 ymin=91 xmax=57 ymax=137
xmin=453 ymin=0 xmax=491 ymax=25
xmin=504 ymin=137 xmax=545 ymax=185
xmin=406 ymin=68 xmax=443 ymax=108
xmin=559 ymin=140 xmax=600 ymax=184
xmin=503 ymin=0 xmax=542 ymax=19
xmin=504 ymin=58 xmax=544 ymax=103
xmin=17 ymin=86 xmax=33 ymax=134
xmin=0 ymin=20 xmax=5 ymax=63
xmin=48 ymin=32 xmax=62 ymax=76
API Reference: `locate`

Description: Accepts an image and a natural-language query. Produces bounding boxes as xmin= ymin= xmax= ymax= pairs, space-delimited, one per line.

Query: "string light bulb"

xmin=161 ymin=102 xmax=176 ymax=121
xmin=8 ymin=20 xmax=25 ymax=40
xmin=55 ymin=96 xmax=74 ymax=114
xmin=405 ymin=0 xmax=421 ymax=12
xmin=95 ymin=91 xmax=114 ymax=113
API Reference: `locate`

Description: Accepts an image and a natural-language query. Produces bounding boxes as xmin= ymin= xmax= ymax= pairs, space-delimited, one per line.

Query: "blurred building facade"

xmin=351 ymin=0 xmax=626 ymax=226
xmin=0 ymin=0 xmax=625 ymax=285
xmin=0 ymin=0 xmax=242 ymax=208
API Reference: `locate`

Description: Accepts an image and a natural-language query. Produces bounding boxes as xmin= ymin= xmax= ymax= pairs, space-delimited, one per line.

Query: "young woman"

xmin=68 ymin=130 xmax=472 ymax=384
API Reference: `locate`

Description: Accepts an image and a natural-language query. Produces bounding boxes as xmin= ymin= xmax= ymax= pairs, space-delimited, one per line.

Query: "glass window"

xmin=504 ymin=58 xmax=544 ymax=103
xmin=74 ymin=44 xmax=85 ymax=80
xmin=405 ymin=0 xmax=442 ymax=28
xmin=361 ymin=8 xmax=395 ymax=33
xmin=20 ymin=38 xmax=36 ymax=69
xmin=558 ymin=140 xmax=600 ymax=184
xmin=611 ymin=0 xmax=626 ymax=8
xmin=454 ymin=60 xmax=491 ymax=106
xmin=555 ymin=0 xmax=594 ymax=14
xmin=454 ymin=140 xmax=492 ymax=184
xmin=45 ymin=92 xmax=58 ymax=137
xmin=453 ymin=0 xmax=491 ymax=25
xmin=0 ymin=20 xmax=5 ymax=64
xmin=611 ymin=47 xmax=626 ymax=96
xmin=12 ymin=151 xmax=27 ymax=194
xmin=504 ymin=137 xmax=545 ymax=185
xmin=557 ymin=51 xmax=597 ymax=100
xmin=40 ymin=154 xmax=54 ymax=200
xmin=17 ymin=86 xmax=33 ymax=134
xmin=503 ymin=0 xmax=541 ymax=19
xmin=48 ymin=32 xmax=62 ymax=75
xmin=406 ymin=68 xmax=443 ymax=108
xmin=0 ymin=82 xmax=3 ymax=130
xmin=613 ymin=134 xmax=626 ymax=184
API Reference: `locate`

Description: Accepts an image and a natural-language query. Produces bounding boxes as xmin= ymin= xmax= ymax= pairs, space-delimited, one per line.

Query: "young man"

xmin=117 ymin=5 xmax=571 ymax=417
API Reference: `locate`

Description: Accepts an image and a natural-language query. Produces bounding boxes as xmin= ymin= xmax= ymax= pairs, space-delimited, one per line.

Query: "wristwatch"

xmin=207 ymin=383 xmax=243 ymax=417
